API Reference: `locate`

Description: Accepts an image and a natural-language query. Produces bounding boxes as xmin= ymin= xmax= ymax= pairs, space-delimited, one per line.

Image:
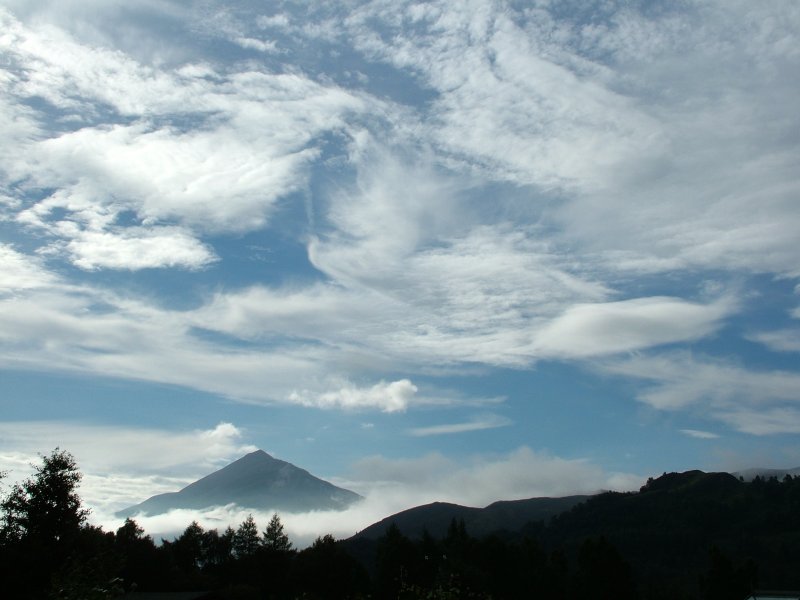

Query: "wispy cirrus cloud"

xmin=600 ymin=352 xmax=800 ymax=435
xmin=717 ymin=408 xmax=800 ymax=436
xmin=408 ymin=413 xmax=511 ymax=437
xmin=680 ymin=429 xmax=720 ymax=440
xmin=748 ymin=329 xmax=800 ymax=353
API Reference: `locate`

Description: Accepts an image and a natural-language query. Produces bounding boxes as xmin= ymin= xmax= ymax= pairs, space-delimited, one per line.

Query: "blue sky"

xmin=1 ymin=0 xmax=799 ymax=541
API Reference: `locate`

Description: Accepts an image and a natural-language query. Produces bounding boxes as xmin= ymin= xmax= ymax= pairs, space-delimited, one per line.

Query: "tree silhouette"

xmin=0 ymin=448 xmax=88 ymax=543
xmin=0 ymin=449 xmax=91 ymax=598
xmin=233 ymin=514 xmax=260 ymax=558
xmin=263 ymin=512 xmax=292 ymax=552
xmin=115 ymin=518 xmax=163 ymax=591
xmin=172 ymin=520 xmax=206 ymax=570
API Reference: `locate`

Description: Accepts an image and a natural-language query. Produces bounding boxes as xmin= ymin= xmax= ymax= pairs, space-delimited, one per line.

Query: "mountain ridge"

xmin=351 ymin=494 xmax=590 ymax=541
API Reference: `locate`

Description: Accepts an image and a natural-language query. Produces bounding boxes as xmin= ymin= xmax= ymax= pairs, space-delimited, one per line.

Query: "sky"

xmin=1 ymin=0 xmax=799 ymax=543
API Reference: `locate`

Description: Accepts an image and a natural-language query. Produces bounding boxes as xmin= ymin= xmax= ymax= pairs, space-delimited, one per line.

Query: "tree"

xmin=115 ymin=518 xmax=162 ymax=592
xmin=233 ymin=514 xmax=261 ymax=558
xmin=0 ymin=449 xmax=91 ymax=598
xmin=0 ymin=448 xmax=88 ymax=544
xmin=295 ymin=534 xmax=369 ymax=599
xmin=203 ymin=525 xmax=234 ymax=567
xmin=171 ymin=520 xmax=206 ymax=571
xmin=262 ymin=512 xmax=292 ymax=552
xmin=573 ymin=536 xmax=637 ymax=600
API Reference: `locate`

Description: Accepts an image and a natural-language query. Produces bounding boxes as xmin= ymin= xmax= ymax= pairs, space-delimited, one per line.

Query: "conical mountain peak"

xmin=118 ymin=450 xmax=361 ymax=517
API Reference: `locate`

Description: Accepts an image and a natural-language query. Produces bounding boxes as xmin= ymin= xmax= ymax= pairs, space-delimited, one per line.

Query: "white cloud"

xmin=326 ymin=1 xmax=800 ymax=280
xmin=20 ymin=122 xmax=318 ymax=232
xmin=0 ymin=1 xmax=798 ymax=454
xmin=0 ymin=421 xmax=255 ymax=476
xmin=0 ymin=421 xmax=258 ymax=513
xmin=748 ymin=329 xmax=800 ymax=353
xmin=549 ymin=3 xmax=800 ymax=278
xmin=532 ymin=296 xmax=735 ymax=358
xmin=51 ymin=227 xmax=217 ymax=270
xmin=408 ymin=413 xmax=511 ymax=437
xmin=0 ymin=242 xmax=738 ymax=412
xmin=680 ymin=429 xmax=720 ymax=440
xmin=2 ymin=8 xmax=373 ymax=271
xmin=289 ymin=379 xmax=418 ymax=413
xmin=339 ymin=1 xmax=664 ymax=189
xmin=0 ymin=244 xmax=56 ymax=291
xmin=717 ymin=408 xmax=800 ymax=436
xmin=601 ymin=352 xmax=800 ymax=434
xmin=233 ymin=36 xmax=278 ymax=54
xmin=0 ymin=259 xmax=452 ymax=409
xmin=347 ymin=447 xmax=642 ymax=509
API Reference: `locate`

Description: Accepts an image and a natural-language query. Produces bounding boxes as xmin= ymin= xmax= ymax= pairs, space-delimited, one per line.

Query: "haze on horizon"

xmin=1 ymin=0 xmax=799 ymax=542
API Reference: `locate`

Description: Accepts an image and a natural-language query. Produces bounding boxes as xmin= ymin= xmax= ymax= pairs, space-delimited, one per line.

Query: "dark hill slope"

xmin=353 ymin=495 xmax=589 ymax=541
xmin=345 ymin=471 xmax=800 ymax=595
xmin=118 ymin=450 xmax=362 ymax=517
xmin=537 ymin=470 xmax=800 ymax=592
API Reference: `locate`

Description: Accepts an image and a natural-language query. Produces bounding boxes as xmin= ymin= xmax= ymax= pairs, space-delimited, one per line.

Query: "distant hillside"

xmin=353 ymin=495 xmax=589 ymax=540
xmin=732 ymin=466 xmax=800 ymax=481
xmin=345 ymin=470 xmax=800 ymax=594
xmin=118 ymin=450 xmax=362 ymax=517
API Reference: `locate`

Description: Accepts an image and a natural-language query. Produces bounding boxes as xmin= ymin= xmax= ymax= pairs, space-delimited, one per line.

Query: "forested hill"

xmin=535 ymin=470 xmax=800 ymax=594
xmin=352 ymin=495 xmax=589 ymax=540
xmin=343 ymin=470 xmax=800 ymax=598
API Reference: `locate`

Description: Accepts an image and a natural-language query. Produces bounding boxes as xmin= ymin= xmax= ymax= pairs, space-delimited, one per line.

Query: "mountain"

xmin=117 ymin=450 xmax=362 ymax=517
xmin=351 ymin=495 xmax=589 ymax=541
xmin=345 ymin=470 xmax=800 ymax=593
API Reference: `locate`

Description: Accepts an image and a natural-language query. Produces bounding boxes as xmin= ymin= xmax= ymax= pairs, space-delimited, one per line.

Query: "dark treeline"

xmin=2 ymin=450 xmax=800 ymax=599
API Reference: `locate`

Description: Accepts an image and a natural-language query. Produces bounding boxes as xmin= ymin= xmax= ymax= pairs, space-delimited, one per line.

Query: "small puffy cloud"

xmin=408 ymin=413 xmax=511 ymax=437
xmin=533 ymin=296 xmax=734 ymax=358
xmin=289 ymin=379 xmax=418 ymax=413
xmin=53 ymin=227 xmax=217 ymax=271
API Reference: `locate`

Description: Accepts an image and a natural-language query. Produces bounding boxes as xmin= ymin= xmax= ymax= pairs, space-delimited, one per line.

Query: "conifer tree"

xmin=232 ymin=514 xmax=260 ymax=558
xmin=262 ymin=512 xmax=292 ymax=552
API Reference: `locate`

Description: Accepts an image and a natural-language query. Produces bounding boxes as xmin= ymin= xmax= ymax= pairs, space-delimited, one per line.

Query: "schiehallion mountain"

xmin=118 ymin=450 xmax=361 ymax=517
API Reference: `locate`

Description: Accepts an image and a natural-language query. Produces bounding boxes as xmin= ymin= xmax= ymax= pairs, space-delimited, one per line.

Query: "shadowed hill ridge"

xmin=345 ymin=470 xmax=800 ymax=594
xmin=352 ymin=494 xmax=589 ymax=541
